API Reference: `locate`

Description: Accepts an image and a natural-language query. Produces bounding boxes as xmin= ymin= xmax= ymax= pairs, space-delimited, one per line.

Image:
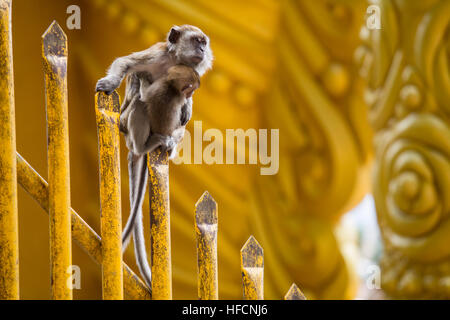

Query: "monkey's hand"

xmin=138 ymin=72 xmax=156 ymax=102
xmin=180 ymin=97 xmax=193 ymax=126
xmin=95 ymin=75 xmax=121 ymax=95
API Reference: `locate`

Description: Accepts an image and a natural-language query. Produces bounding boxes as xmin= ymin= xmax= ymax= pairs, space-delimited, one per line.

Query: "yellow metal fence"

xmin=0 ymin=11 xmax=305 ymax=300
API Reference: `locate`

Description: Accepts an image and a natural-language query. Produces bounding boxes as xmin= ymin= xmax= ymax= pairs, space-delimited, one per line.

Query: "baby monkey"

xmin=121 ymin=65 xmax=200 ymax=159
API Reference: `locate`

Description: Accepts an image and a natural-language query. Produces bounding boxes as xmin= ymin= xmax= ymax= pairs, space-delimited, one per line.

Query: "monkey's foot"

xmin=161 ymin=137 xmax=176 ymax=153
xmin=154 ymin=134 xmax=176 ymax=156
xmin=95 ymin=76 xmax=120 ymax=95
xmin=167 ymin=147 xmax=179 ymax=159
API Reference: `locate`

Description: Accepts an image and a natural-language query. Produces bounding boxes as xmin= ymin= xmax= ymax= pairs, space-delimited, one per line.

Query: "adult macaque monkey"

xmin=95 ymin=25 xmax=212 ymax=290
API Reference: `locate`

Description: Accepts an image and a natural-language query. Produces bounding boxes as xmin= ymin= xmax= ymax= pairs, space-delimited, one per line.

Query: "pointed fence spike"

xmin=195 ymin=191 xmax=218 ymax=225
xmin=195 ymin=191 xmax=219 ymax=300
xmin=284 ymin=283 xmax=306 ymax=300
xmin=42 ymin=20 xmax=67 ymax=58
xmin=241 ymin=235 xmax=264 ymax=268
xmin=240 ymin=235 xmax=264 ymax=300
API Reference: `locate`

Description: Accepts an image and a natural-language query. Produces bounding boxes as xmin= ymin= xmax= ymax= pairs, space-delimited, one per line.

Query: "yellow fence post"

xmin=284 ymin=283 xmax=306 ymax=300
xmin=148 ymin=150 xmax=172 ymax=299
xmin=42 ymin=21 xmax=72 ymax=300
xmin=195 ymin=191 xmax=218 ymax=300
xmin=95 ymin=91 xmax=123 ymax=300
xmin=241 ymin=235 xmax=264 ymax=300
xmin=16 ymin=153 xmax=151 ymax=300
xmin=0 ymin=0 xmax=19 ymax=300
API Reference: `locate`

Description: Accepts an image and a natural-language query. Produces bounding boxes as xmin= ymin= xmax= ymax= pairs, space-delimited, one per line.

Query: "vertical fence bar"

xmin=195 ymin=191 xmax=218 ymax=300
xmin=0 ymin=0 xmax=19 ymax=300
xmin=95 ymin=91 xmax=124 ymax=300
xmin=240 ymin=235 xmax=264 ymax=300
xmin=148 ymin=150 xmax=172 ymax=299
xmin=42 ymin=21 xmax=72 ymax=300
xmin=284 ymin=283 xmax=306 ymax=300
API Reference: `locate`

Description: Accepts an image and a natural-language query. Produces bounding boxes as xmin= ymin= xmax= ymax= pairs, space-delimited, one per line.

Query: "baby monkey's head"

xmin=167 ymin=65 xmax=200 ymax=99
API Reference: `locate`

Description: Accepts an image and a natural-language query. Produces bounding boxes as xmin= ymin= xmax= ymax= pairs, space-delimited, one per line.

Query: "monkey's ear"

xmin=168 ymin=27 xmax=181 ymax=44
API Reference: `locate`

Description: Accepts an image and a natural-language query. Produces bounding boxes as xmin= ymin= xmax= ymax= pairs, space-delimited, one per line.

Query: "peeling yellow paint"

xmin=42 ymin=20 xmax=71 ymax=300
xmin=284 ymin=283 xmax=306 ymax=300
xmin=0 ymin=0 xmax=19 ymax=300
xmin=95 ymin=91 xmax=123 ymax=300
xmin=240 ymin=236 xmax=264 ymax=300
xmin=195 ymin=191 xmax=218 ymax=300
xmin=16 ymin=152 xmax=151 ymax=300
xmin=148 ymin=150 xmax=172 ymax=299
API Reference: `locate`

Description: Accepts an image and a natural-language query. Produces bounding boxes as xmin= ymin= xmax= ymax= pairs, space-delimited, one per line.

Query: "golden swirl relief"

xmin=357 ymin=0 xmax=450 ymax=298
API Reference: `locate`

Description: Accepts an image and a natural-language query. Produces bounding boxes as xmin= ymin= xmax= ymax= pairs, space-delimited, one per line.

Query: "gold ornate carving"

xmin=251 ymin=0 xmax=373 ymax=299
xmin=357 ymin=0 xmax=450 ymax=298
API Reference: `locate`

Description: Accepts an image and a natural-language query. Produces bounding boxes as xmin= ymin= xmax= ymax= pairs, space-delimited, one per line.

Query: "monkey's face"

xmin=167 ymin=65 xmax=200 ymax=99
xmin=167 ymin=25 xmax=213 ymax=77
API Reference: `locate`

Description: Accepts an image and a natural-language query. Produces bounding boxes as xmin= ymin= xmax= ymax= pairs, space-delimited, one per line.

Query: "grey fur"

xmin=95 ymin=25 xmax=213 ymax=291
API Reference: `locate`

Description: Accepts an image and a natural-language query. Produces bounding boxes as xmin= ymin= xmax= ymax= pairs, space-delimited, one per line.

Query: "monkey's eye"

xmin=193 ymin=37 xmax=206 ymax=46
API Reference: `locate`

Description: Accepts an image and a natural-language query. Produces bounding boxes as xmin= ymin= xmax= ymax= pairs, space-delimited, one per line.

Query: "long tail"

xmin=122 ymin=151 xmax=152 ymax=290
xmin=133 ymin=209 xmax=152 ymax=290
xmin=122 ymin=152 xmax=148 ymax=250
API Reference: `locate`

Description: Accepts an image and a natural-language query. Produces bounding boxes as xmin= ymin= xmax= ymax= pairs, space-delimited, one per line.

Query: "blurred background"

xmin=10 ymin=0 xmax=450 ymax=299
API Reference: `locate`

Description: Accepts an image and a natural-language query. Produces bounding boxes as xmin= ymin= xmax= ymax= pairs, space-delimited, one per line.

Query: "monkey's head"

xmin=167 ymin=25 xmax=213 ymax=77
xmin=167 ymin=65 xmax=200 ymax=99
